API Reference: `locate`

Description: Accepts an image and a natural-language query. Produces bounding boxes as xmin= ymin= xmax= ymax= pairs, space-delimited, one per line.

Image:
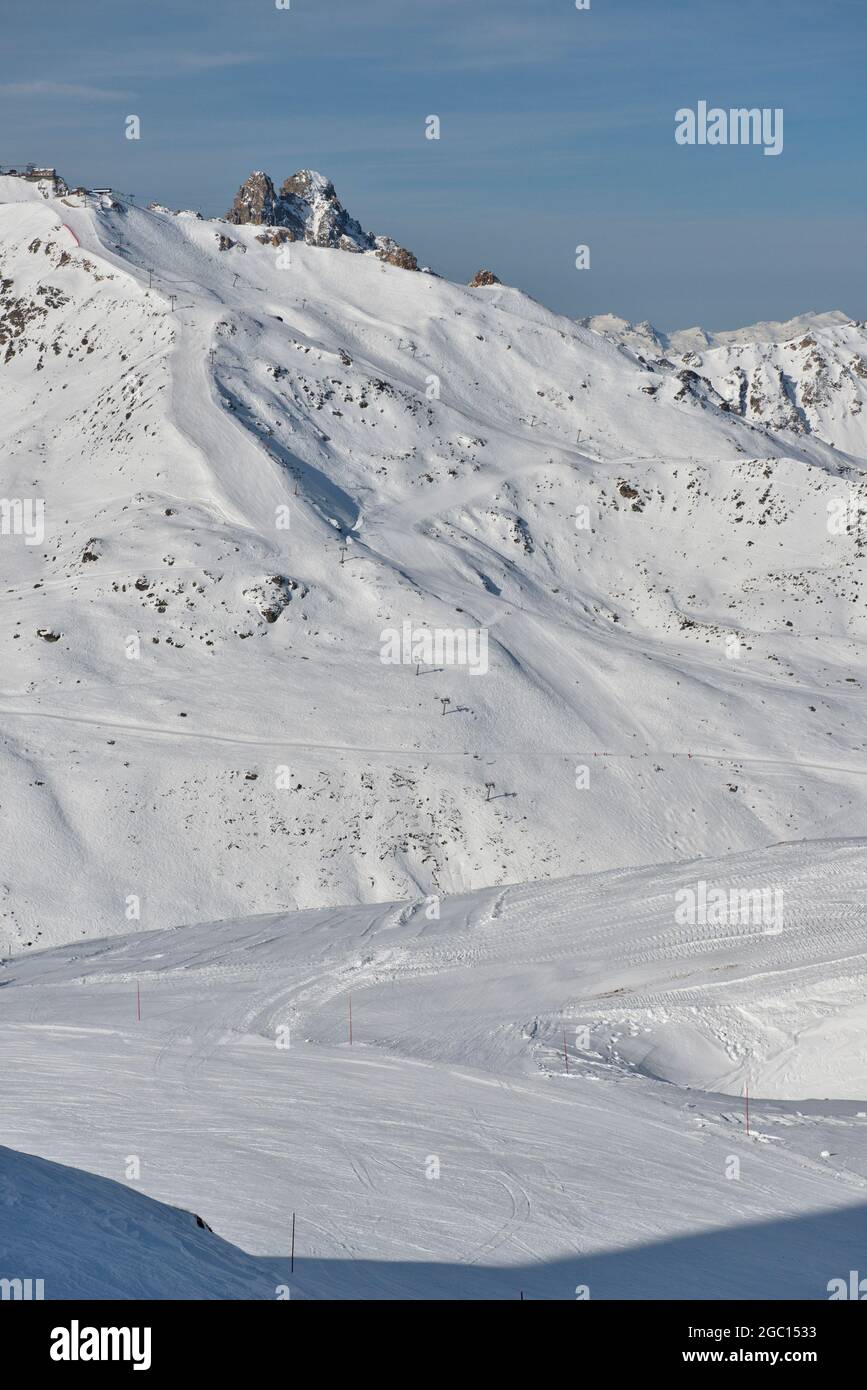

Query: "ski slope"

xmin=3 ymin=841 xmax=867 ymax=1299
xmin=2 ymin=170 xmax=867 ymax=1301
xmin=1 ymin=173 xmax=866 ymax=948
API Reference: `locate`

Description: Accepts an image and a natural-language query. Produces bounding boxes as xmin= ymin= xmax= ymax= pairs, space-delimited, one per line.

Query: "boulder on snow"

xmin=469 ymin=269 xmax=501 ymax=288
xmin=243 ymin=575 xmax=308 ymax=624
xmin=376 ymin=245 xmax=419 ymax=272
xmin=255 ymin=227 xmax=296 ymax=248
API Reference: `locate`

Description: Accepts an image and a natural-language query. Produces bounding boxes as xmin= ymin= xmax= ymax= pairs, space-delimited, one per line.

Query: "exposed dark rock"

xmin=469 ymin=269 xmax=501 ymax=288
xmin=225 ymin=167 xmax=418 ymax=266
xmin=376 ymin=245 xmax=419 ymax=272
xmin=225 ymin=171 xmax=281 ymax=227
xmin=254 ymin=228 xmax=295 ymax=248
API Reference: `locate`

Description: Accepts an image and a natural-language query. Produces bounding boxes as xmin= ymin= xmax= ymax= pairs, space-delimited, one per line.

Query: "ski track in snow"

xmin=2 ymin=176 xmax=867 ymax=1298
xmin=2 ymin=175 xmax=867 ymax=942
xmin=3 ymin=841 xmax=867 ymax=1298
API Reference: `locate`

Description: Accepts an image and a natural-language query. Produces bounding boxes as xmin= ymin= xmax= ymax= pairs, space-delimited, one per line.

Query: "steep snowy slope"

xmin=3 ymin=842 xmax=867 ymax=1300
xmin=580 ymin=309 xmax=867 ymax=454
xmin=0 ymin=1143 xmax=282 ymax=1300
xmin=1 ymin=173 xmax=866 ymax=949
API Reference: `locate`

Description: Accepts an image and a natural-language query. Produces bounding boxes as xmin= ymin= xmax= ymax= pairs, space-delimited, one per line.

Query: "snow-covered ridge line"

xmin=0 ymin=170 xmax=866 ymax=948
xmin=2 ymin=164 xmax=867 ymax=1304
xmin=223 ymin=166 xmax=420 ymax=270
xmin=579 ymin=309 xmax=867 ymax=454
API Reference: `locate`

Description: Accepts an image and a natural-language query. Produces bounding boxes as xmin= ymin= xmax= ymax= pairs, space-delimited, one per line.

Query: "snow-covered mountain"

xmin=2 ymin=166 xmax=867 ymax=1302
xmin=225 ymin=167 xmax=419 ymax=268
xmin=1 ymin=169 xmax=865 ymax=952
xmin=579 ymin=309 xmax=867 ymax=454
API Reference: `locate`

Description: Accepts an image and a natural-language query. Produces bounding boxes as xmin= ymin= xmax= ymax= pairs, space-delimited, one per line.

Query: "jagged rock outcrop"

xmin=578 ymin=309 xmax=866 ymax=450
xmin=226 ymin=167 xmax=418 ymax=267
xmin=226 ymin=171 xmax=282 ymax=227
xmin=254 ymin=227 xmax=295 ymax=248
xmin=469 ymin=269 xmax=500 ymax=287
xmin=276 ymin=170 xmax=369 ymax=251
xmin=377 ymin=245 xmax=419 ymax=271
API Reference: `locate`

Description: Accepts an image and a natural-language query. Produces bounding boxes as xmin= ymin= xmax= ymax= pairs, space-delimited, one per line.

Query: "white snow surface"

xmin=0 ymin=1144 xmax=280 ymax=1300
xmin=3 ymin=839 xmax=867 ymax=1299
xmin=0 ymin=178 xmax=865 ymax=949
xmin=2 ymin=172 xmax=867 ymax=1300
xmin=579 ymin=308 xmax=867 ymax=454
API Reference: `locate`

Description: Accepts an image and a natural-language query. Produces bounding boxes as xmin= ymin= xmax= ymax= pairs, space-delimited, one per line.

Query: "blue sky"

xmin=1 ymin=0 xmax=864 ymax=329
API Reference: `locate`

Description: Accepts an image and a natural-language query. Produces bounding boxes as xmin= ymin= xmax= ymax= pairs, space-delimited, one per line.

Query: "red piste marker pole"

xmin=290 ymin=1212 xmax=295 ymax=1274
xmin=563 ymin=1027 xmax=569 ymax=1073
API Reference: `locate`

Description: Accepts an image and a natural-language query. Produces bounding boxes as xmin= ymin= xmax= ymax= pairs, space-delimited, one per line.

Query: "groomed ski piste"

xmin=1 ymin=172 xmax=866 ymax=1299
xmin=3 ymin=840 xmax=867 ymax=1300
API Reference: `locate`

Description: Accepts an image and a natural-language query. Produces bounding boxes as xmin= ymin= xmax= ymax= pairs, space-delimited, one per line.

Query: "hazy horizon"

xmin=1 ymin=0 xmax=864 ymax=330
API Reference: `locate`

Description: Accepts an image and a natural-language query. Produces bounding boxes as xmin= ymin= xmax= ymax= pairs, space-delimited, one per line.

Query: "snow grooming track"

xmin=3 ymin=172 xmax=867 ymax=1299
xmin=3 ymin=841 xmax=867 ymax=1298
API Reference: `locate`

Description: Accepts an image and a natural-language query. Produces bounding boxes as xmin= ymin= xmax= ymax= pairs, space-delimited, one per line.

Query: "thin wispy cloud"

xmin=0 ymin=0 xmax=861 ymax=327
xmin=71 ymin=49 xmax=264 ymax=78
xmin=0 ymin=80 xmax=130 ymax=101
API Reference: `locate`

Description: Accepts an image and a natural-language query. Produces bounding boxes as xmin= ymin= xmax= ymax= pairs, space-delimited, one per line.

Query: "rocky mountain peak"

xmin=279 ymin=169 xmax=336 ymax=204
xmin=226 ymin=171 xmax=281 ymax=227
xmin=226 ymin=167 xmax=418 ymax=267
